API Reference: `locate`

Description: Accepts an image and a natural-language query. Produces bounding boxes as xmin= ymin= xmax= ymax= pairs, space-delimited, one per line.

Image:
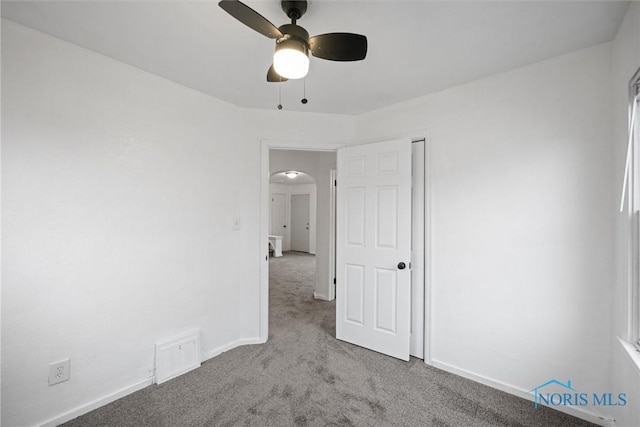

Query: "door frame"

xmin=424 ymin=137 xmax=433 ymax=365
xmin=260 ymin=140 xmax=343 ymax=341
xmin=259 ymin=138 xmax=433 ymax=365
xmin=329 ymin=168 xmax=337 ymax=301
xmin=411 ymin=139 xmax=426 ymax=360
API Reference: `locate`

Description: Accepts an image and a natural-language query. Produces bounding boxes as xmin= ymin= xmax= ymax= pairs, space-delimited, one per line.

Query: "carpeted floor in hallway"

xmin=62 ymin=251 xmax=595 ymax=427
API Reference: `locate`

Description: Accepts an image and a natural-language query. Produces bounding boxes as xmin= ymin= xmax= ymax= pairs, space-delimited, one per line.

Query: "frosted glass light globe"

xmin=273 ymin=42 xmax=309 ymax=80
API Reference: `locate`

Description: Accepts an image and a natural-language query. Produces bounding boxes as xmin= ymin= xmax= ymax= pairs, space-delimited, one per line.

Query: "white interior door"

xmin=290 ymin=193 xmax=310 ymax=252
xmin=271 ymin=193 xmax=287 ymax=240
xmin=336 ymin=138 xmax=412 ymax=361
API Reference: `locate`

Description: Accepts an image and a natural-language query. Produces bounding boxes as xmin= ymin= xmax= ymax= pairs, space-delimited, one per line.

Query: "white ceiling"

xmin=1 ymin=1 xmax=629 ymax=115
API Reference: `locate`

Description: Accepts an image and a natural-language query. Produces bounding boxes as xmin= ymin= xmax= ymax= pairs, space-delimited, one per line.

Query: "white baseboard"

xmin=40 ymin=377 xmax=154 ymax=427
xmin=38 ymin=337 xmax=266 ymax=427
xmin=431 ymin=359 xmax=613 ymax=427
xmin=202 ymin=337 xmax=265 ymax=362
xmin=313 ymin=292 xmax=330 ymax=301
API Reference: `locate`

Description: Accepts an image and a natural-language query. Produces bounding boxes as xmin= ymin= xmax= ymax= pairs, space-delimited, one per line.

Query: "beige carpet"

xmin=62 ymin=251 xmax=595 ymax=426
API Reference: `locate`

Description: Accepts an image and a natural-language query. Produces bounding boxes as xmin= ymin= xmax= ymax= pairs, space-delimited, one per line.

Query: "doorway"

xmin=269 ymin=170 xmax=317 ymax=254
xmin=271 ymin=193 xmax=287 ymax=245
xmin=259 ymin=139 xmax=430 ymax=363
xmin=266 ymin=152 xmax=330 ymax=341
xmin=268 ymin=150 xmax=335 ymax=300
xmin=290 ymin=194 xmax=310 ymax=252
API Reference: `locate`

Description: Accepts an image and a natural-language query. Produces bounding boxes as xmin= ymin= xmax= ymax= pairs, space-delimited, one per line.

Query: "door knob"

xmin=397 ymin=262 xmax=406 ymax=270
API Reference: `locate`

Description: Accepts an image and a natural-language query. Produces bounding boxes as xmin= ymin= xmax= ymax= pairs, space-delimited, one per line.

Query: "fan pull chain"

xmin=301 ymin=78 xmax=308 ymax=104
xmin=277 ymin=81 xmax=283 ymax=110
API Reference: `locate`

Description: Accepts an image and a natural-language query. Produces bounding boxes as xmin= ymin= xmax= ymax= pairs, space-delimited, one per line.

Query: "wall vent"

xmin=154 ymin=330 xmax=201 ymax=384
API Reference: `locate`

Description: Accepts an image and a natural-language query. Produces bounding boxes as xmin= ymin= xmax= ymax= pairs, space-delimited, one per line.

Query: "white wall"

xmin=269 ymin=182 xmax=317 ymax=254
xmin=611 ymin=3 xmax=640 ymax=426
xmin=1 ymin=20 xmax=253 ymax=426
xmin=1 ymin=19 xmax=356 ymax=425
xmin=270 ymin=150 xmax=337 ymax=299
xmin=356 ymin=43 xmax=615 ymax=422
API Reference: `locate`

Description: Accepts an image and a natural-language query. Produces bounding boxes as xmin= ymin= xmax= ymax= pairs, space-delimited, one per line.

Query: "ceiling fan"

xmin=218 ymin=0 xmax=368 ymax=82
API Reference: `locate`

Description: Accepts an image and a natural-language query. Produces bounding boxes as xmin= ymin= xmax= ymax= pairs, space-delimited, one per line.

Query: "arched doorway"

xmin=269 ymin=170 xmax=316 ymax=254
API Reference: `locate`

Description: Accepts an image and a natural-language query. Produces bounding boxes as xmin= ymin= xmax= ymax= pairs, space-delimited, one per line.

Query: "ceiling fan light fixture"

xmin=273 ymin=38 xmax=309 ymax=80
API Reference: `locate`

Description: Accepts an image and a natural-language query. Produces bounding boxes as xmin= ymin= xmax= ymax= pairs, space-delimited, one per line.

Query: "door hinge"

xmin=334 ymin=180 xmax=337 ymax=186
xmin=333 ymin=277 xmax=336 ymax=284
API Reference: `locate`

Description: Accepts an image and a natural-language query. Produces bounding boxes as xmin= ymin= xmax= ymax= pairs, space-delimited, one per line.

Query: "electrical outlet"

xmin=48 ymin=359 xmax=70 ymax=386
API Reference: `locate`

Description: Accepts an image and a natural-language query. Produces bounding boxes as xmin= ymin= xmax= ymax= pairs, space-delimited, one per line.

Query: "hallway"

xmin=269 ymin=251 xmax=327 ymax=336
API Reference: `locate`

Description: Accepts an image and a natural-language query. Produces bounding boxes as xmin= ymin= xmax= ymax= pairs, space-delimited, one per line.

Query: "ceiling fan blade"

xmin=219 ymin=0 xmax=283 ymax=39
xmin=267 ymin=65 xmax=288 ymax=82
xmin=309 ymin=33 xmax=367 ymax=61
